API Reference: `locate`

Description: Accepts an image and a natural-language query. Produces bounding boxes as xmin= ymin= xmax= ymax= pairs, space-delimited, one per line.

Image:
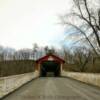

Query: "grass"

xmin=63 ymin=58 xmax=100 ymax=73
xmin=0 ymin=60 xmax=35 ymax=77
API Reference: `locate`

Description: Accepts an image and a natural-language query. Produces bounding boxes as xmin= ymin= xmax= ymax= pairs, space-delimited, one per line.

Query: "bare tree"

xmin=73 ymin=47 xmax=91 ymax=72
xmin=13 ymin=49 xmax=32 ymax=60
xmin=44 ymin=46 xmax=49 ymax=55
xmin=62 ymin=47 xmax=73 ymax=64
xmin=33 ymin=43 xmax=39 ymax=60
xmin=60 ymin=0 xmax=100 ymax=56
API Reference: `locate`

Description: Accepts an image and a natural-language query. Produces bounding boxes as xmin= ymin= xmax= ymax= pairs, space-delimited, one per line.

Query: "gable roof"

xmin=36 ymin=54 xmax=65 ymax=63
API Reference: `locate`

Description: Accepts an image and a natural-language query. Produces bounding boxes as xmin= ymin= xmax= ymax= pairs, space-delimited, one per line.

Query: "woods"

xmin=0 ymin=45 xmax=62 ymax=77
xmin=59 ymin=0 xmax=100 ymax=73
xmin=0 ymin=42 xmax=100 ymax=77
xmin=0 ymin=60 xmax=34 ymax=77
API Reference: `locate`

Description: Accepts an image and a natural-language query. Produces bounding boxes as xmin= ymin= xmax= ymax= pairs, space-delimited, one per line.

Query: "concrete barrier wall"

xmin=62 ymin=71 xmax=100 ymax=87
xmin=0 ymin=71 xmax=39 ymax=98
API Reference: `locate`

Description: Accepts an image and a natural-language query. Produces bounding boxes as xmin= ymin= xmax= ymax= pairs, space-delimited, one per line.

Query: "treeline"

xmin=0 ymin=60 xmax=34 ymax=77
xmin=63 ymin=46 xmax=100 ymax=73
xmin=0 ymin=44 xmax=62 ymax=77
xmin=0 ymin=44 xmax=61 ymax=61
xmin=0 ymin=43 xmax=100 ymax=77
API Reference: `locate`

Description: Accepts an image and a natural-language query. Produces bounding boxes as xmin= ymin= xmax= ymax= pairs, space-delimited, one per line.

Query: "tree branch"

xmin=61 ymin=21 xmax=99 ymax=56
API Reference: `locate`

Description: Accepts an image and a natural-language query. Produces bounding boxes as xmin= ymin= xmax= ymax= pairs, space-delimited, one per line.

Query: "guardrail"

xmin=0 ymin=71 xmax=39 ymax=98
xmin=62 ymin=71 xmax=100 ymax=87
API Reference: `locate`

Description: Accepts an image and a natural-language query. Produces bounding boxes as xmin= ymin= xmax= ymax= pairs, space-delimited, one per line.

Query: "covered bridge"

xmin=35 ymin=54 xmax=65 ymax=77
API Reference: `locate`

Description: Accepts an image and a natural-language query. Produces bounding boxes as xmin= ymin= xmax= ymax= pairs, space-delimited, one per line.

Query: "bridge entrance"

xmin=40 ymin=61 xmax=60 ymax=77
xmin=35 ymin=54 xmax=65 ymax=77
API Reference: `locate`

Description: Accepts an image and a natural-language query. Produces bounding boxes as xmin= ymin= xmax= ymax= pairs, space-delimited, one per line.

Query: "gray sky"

xmin=0 ymin=0 xmax=72 ymax=49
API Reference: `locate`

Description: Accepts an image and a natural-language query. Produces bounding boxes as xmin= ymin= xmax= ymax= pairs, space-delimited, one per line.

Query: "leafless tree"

xmin=33 ymin=43 xmax=39 ymax=60
xmin=44 ymin=46 xmax=49 ymax=55
xmin=60 ymin=0 xmax=100 ymax=56
xmin=13 ymin=49 xmax=32 ymax=60
xmin=62 ymin=47 xmax=73 ymax=64
xmin=73 ymin=47 xmax=91 ymax=72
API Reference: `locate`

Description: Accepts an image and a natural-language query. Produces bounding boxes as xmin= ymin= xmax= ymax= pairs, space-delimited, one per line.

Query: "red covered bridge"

xmin=35 ymin=54 xmax=65 ymax=77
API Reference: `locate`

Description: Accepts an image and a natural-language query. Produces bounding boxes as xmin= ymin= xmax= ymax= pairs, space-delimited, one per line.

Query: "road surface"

xmin=3 ymin=77 xmax=100 ymax=100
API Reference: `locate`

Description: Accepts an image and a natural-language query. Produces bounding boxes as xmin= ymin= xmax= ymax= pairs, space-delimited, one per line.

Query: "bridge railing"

xmin=0 ymin=71 xmax=39 ymax=98
xmin=62 ymin=71 xmax=100 ymax=87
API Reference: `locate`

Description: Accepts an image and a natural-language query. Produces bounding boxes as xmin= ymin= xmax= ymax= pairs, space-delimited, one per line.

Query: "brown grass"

xmin=0 ymin=60 xmax=35 ymax=77
xmin=63 ymin=59 xmax=100 ymax=73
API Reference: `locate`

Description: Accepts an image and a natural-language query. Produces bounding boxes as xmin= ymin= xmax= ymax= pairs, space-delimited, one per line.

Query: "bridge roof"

xmin=36 ymin=54 xmax=65 ymax=64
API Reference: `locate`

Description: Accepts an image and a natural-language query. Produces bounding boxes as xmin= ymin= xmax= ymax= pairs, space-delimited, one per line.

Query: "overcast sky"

xmin=0 ymin=0 xmax=73 ymax=49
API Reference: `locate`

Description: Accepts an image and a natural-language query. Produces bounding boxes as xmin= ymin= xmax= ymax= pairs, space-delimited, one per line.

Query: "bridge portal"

xmin=35 ymin=54 xmax=65 ymax=77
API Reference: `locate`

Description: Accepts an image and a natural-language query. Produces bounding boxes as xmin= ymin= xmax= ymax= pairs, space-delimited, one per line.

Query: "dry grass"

xmin=63 ymin=58 xmax=100 ymax=73
xmin=0 ymin=60 xmax=35 ymax=77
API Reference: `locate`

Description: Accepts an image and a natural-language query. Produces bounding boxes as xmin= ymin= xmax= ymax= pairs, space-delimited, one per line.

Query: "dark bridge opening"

xmin=40 ymin=61 xmax=60 ymax=77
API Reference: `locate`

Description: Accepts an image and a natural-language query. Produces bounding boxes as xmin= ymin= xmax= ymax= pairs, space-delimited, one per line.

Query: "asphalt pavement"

xmin=2 ymin=77 xmax=100 ymax=100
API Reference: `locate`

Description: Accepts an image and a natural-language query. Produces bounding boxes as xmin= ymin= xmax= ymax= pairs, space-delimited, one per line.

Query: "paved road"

xmin=3 ymin=77 xmax=100 ymax=100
